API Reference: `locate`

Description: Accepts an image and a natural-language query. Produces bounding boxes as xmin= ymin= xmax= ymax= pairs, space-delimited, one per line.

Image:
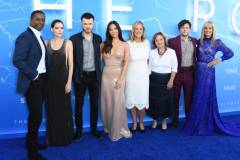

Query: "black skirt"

xmin=147 ymin=72 xmax=174 ymax=119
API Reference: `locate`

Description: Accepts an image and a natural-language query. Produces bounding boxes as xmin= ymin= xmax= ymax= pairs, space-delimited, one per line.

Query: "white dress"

xmin=125 ymin=40 xmax=150 ymax=110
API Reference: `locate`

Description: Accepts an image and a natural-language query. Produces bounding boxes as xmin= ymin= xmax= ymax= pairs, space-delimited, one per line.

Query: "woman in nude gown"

xmin=100 ymin=21 xmax=132 ymax=141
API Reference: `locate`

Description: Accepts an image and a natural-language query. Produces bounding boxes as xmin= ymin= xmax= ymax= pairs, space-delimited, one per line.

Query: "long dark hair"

xmin=51 ymin=19 xmax=64 ymax=28
xmin=102 ymin=21 xmax=124 ymax=54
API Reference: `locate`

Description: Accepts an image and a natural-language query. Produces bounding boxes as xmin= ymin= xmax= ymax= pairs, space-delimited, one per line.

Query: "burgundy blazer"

xmin=168 ymin=35 xmax=197 ymax=70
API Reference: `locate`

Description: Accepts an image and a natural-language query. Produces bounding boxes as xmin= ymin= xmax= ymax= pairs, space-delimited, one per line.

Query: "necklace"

xmin=158 ymin=48 xmax=165 ymax=56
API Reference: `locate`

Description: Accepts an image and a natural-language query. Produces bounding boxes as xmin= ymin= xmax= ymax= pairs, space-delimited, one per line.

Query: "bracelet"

xmin=217 ymin=58 xmax=222 ymax=64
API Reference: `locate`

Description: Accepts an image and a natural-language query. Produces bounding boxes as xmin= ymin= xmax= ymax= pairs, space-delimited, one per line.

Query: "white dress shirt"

xmin=149 ymin=48 xmax=178 ymax=74
xmin=29 ymin=26 xmax=46 ymax=76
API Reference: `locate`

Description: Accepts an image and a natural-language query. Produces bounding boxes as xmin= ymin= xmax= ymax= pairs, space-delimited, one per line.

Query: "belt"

xmin=38 ymin=73 xmax=46 ymax=77
xmin=34 ymin=73 xmax=46 ymax=81
xmin=179 ymin=66 xmax=193 ymax=71
xmin=83 ymin=71 xmax=96 ymax=75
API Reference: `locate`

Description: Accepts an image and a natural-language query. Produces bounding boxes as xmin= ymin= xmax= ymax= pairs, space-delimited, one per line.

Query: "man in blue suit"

xmin=13 ymin=10 xmax=48 ymax=160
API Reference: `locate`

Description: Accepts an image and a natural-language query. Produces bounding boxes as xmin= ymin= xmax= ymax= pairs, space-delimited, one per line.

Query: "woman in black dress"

xmin=45 ymin=19 xmax=74 ymax=146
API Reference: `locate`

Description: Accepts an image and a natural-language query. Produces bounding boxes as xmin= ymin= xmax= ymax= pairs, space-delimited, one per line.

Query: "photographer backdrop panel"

xmin=0 ymin=0 xmax=239 ymax=137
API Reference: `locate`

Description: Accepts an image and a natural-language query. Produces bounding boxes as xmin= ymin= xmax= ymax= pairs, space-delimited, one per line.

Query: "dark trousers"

xmin=173 ymin=67 xmax=194 ymax=122
xmin=24 ymin=73 xmax=46 ymax=151
xmin=74 ymin=71 xmax=99 ymax=133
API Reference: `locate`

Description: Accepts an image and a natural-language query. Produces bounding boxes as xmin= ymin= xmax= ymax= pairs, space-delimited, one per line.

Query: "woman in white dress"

xmin=125 ymin=21 xmax=150 ymax=132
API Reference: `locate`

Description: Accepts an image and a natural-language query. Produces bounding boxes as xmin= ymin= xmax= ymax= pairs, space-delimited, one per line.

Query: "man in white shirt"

xmin=13 ymin=10 xmax=48 ymax=160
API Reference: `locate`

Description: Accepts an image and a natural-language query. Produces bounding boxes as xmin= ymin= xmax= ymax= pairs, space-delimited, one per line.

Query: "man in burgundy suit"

xmin=168 ymin=20 xmax=197 ymax=128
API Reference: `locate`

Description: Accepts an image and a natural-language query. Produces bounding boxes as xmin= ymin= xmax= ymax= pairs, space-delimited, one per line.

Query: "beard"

xmin=83 ymin=28 xmax=92 ymax=34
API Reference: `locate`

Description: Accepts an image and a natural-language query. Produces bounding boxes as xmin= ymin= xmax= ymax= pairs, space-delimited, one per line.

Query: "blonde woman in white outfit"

xmin=125 ymin=21 xmax=150 ymax=133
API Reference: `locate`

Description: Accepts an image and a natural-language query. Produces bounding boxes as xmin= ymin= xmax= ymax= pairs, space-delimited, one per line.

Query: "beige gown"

xmin=101 ymin=49 xmax=132 ymax=141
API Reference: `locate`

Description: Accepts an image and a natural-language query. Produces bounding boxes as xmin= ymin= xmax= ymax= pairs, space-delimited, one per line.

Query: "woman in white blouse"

xmin=147 ymin=32 xmax=178 ymax=131
xmin=125 ymin=21 xmax=150 ymax=132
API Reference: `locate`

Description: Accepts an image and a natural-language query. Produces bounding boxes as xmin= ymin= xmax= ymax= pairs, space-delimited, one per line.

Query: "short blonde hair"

xmin=130 ymin=21 xmax=146 ymax=41
xmin=200 ymin=21 xmax=216 ymax=45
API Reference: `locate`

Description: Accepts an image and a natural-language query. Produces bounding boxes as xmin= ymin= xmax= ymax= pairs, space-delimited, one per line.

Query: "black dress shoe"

xmin=28 ymin=150 xmax=47 ymax=160
xmin=26 ymin=142 xmax=48 ymax=151
xmin=36 ymin=143 xmax=48 ymax=150
xmin=171 ymin=121 xmax=178 ymax=128
xmin=91 ymin=130 xmax=103 ymax=139
xmin=74 ymin=132 xmax=82 ymax=140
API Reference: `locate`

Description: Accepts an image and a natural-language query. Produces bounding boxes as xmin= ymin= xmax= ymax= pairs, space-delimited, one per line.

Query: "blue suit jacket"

xmin=13 ymin=27 xmax=46 ymax=94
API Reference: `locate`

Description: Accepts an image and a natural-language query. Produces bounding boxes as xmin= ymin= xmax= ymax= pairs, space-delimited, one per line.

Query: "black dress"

xmin=46 ymin=40 xmax=73 ymax=146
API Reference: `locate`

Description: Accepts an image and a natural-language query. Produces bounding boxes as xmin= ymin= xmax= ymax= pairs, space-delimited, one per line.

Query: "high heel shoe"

xmin=130 ymin=123 xmax=137 ymax=133
xmin=151 ymin=120 xmax=158 ymax=129
xmin=161 ymin=118 xmax=167 ymax=131
xmin=139 ymin=122 xmax=145 ymax=133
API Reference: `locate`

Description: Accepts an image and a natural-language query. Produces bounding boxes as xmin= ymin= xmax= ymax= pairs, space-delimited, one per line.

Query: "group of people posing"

xmin=13 ymin=10 xmax=240 ymax=160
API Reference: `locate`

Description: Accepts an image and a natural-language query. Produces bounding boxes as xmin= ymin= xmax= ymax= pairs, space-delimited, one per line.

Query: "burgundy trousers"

xmin=173 ymin=67 xmax=194 ymax=122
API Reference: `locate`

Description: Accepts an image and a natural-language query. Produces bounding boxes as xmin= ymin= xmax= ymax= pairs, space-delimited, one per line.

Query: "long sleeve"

xmin=13 ymin=34 xmax=38 ymax=80
xmin=216 ymin=39 xmax=234 ymax=61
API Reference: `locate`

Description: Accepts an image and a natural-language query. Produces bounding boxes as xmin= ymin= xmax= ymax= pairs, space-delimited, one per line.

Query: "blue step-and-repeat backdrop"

xmin=0 ymin=0 xmax=239 ymax=137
